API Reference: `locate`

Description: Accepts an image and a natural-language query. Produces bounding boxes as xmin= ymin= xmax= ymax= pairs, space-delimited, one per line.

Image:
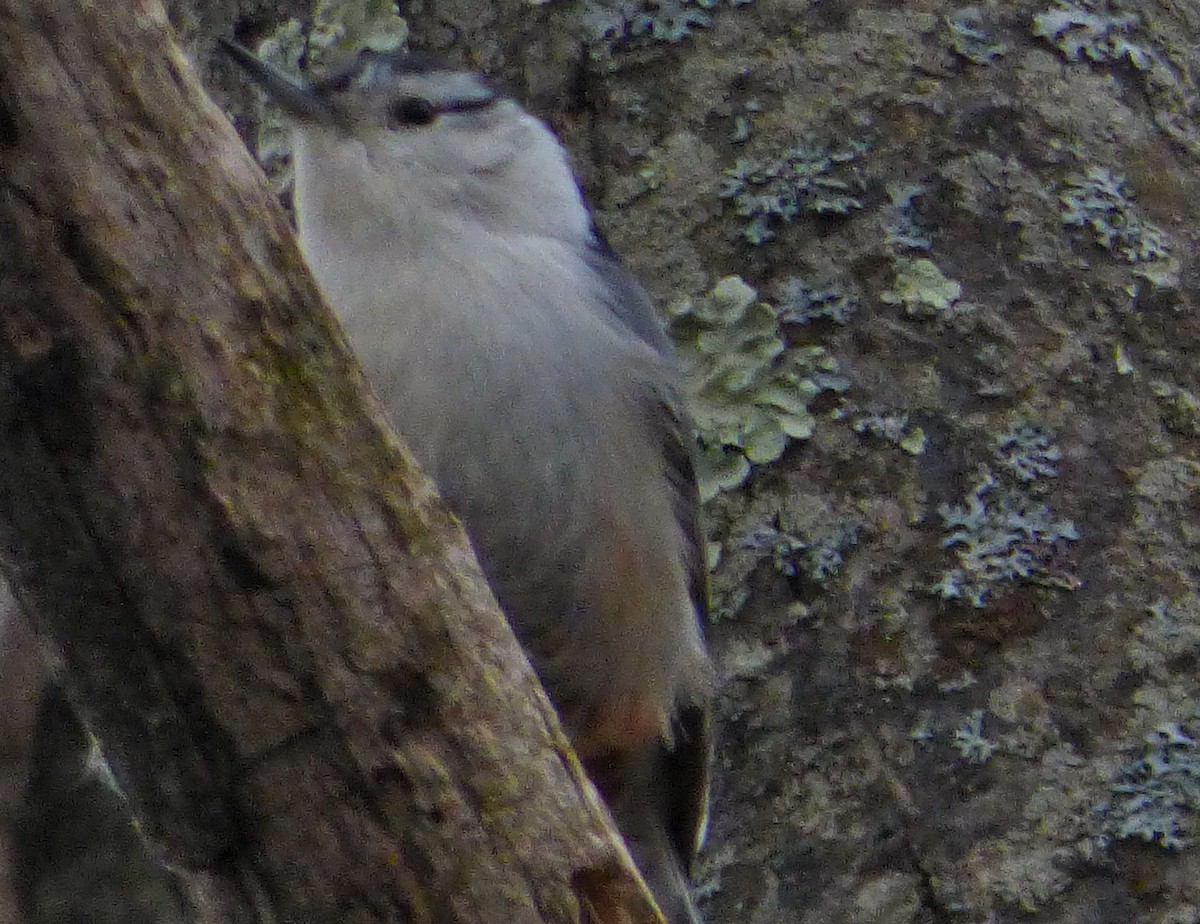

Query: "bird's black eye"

xmin=388 ymin=96 xmax=436 ymax=129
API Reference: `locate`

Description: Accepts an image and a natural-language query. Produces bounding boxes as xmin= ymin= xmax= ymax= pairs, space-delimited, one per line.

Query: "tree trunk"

xmin=0 ymin=2 xmax=658 ymax=922
xmin=0 ymin=599 xmax=40 ymax=924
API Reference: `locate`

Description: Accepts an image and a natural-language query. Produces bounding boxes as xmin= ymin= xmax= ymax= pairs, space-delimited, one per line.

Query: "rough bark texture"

xmin=0 ymin=2 xmax=661 ymax=923
xmin=0 ymin=600 xmax=40 ymax=924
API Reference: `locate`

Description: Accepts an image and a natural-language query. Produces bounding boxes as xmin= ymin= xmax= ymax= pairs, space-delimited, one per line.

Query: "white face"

xmin=290 ymin=54 xmax=592 ymax=244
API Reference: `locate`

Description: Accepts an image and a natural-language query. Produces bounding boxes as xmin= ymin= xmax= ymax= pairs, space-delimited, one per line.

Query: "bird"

xmin=221 ymin=39 xmax=714 ymax=923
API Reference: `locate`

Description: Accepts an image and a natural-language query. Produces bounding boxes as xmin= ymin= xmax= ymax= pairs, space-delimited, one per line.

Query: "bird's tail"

xmin=584 ymin=740 xmax=703 ymax=924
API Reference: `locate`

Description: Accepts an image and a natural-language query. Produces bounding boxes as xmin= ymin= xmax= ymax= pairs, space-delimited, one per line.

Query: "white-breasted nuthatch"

xmin=221 ymin=40 xmax=714 ymax=923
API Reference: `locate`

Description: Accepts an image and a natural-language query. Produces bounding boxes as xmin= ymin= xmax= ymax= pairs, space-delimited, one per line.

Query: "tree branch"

xmin=0 ymin=2 xmax=659 ymax=921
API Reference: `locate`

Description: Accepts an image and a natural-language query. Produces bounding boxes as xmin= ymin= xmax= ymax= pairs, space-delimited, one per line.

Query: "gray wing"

xmin=590 ymin=228 xmax=712 ymax=868
xmin=584 ymin=234 xmax=675 ymax=356
xmin=647 ymin=387 xmax=712 ymax=870
xmin=585 ymin=232 xmax=705 ymax=621
xmin=646 ymin=386 xmax=707 ymax=635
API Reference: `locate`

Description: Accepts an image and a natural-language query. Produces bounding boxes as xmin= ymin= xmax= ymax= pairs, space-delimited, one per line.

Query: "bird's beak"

xmin=218 ymin=38 xmax=335 ymax=124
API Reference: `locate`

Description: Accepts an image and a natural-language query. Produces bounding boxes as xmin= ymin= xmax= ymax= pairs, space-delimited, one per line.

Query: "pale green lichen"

xmin=1099 ymin=722 xmax=1200 ymax=850
xmin=1033 ymin=3 xmax=1200 ymax=154
xmin=947 ymin=8 xmax=1008 ymax=65
xmin=741 ymin=518 xmax=862 ymax=584
xmin=852 ymin=411 xmax=927 ymax=455
xmin=775 ymin=276 xmax=857 ymax=325
xmin=994 ymin=424 xmax=1062 ymax=483
xmin=953 ymin=710 xmax=998 ymax=764
xmin=709 ymin=495 xmax=861 ymax=618
xmin=881 ymin=258 xmax=962 ymax=317
xmin=1113 ymin=342 xmax=1135 ymax=375
xmin=853 ymin=412 xmax=908 ymax=443
xmin=910 ymin=711 xmax=935 ymax=744
xmin=719 ymin=141 xmax=869 ymax=245
xmin=636 ymin=148 xmax=669 ymax=193
xmin=932 ymin=462 xmax=1079 ymax=608
xmin=939 ymin=671 xmax=979 ymax=693
xmin=1150 ymin=380 xmax=1200 ymax=438
xmin=582 ymin=0 xmax=753 ymax=52
xmin=1032 ymin=5 xmax=1147 ymax=67
xmin=666 ymin=277 xmax=848 ymax=500
xmin=1129 ymin=599 xmax=1200 ymax=675
xmin=1060 ymin=167 xmax=1170 ymax=264
xmin=899 ymin=428 xmax=928 ymax=456
xmin=729 ymin=101 xmax=762 ymax=144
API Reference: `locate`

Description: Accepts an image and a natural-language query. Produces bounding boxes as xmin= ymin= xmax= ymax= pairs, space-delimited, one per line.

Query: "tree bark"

xmin=0 ymin=3 xmax=659 ymax=922
xmin=0 ymin=599 xmax=40 ymax=924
